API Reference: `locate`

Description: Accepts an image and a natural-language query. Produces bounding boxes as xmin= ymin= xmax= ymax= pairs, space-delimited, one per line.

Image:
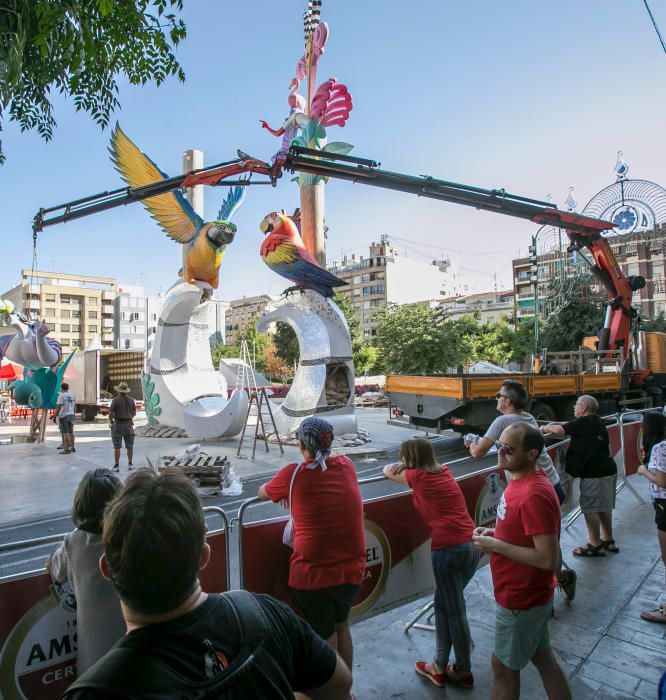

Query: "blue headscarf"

xmin=298 ymin=417 xmax=334 ymax=470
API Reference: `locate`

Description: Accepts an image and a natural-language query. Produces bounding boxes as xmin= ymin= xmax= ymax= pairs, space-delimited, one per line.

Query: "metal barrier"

xmin=617 ymin=408 xmax=660 ymax=506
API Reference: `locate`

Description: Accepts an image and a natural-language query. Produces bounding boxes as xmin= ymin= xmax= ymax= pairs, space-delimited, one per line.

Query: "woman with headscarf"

xmin=258 ymin=417 xmax=365 ymax=673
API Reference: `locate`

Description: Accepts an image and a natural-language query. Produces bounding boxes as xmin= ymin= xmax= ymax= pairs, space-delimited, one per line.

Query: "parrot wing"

xmin=261 ymin=236 xmax=346 ymax=292
xmin=217 ymin=184 xmax=247 ymax=222
xmin=109 ymin=123 xmax=203 ymax=244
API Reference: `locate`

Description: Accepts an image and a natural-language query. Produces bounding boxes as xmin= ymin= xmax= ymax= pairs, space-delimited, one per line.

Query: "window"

xmin=60 ymin=296 xmax=70 ymax=304
xmin=88 ymin=311 xmax=98 ymax=319
xmin=72 ymin=310 xmax=81 ymax=318
xmin=362 ymin=274 xmax=370 ymax=283
xmin=60 ymin=339 xmax=70 ymax=347
xmin=60 ymin=310 xmax=70 ymax=318
xmin=88 ymin=325 xmax=98 ymax=332
xmin=71 ymin=339 xmax=81 ymax=347
xmin=45 ymin=307 xmax=55 ymax=316
xmin=121 ymin=324 xmax=131 ymax=334
xmin=151 ymin=313 xmax=157 ymax=321
xmin=124 ymin=339 xmax=131 ymax=349
xmin=71 ymin=324 xmax=81 ymax=332
xmin=45 ymin=294 xmax=55 ymax=302
xmin=60 ymin=324 xmax=70 ymax=332
xmin=131 ymin=312 xmax=143 ymax=321
xmin=87 ymin=297 xmax=98 ymax=305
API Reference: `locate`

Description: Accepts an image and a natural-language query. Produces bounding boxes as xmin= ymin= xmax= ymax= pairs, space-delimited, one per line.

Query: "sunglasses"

xmin=495 ymin=393 xmax=510 ymax=400
xmin=495 ymin=440 xmax=515 ymax=455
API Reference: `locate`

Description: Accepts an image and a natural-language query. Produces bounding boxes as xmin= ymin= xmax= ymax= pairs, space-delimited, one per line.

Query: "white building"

xmin=328 ymin=239 xmax=472 ymax=341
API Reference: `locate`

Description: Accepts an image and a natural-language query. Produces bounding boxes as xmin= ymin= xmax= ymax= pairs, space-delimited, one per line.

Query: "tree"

xmin=509 ymin=318 xmax=541 ymax=362
xmin=451 ymin=315 xmax=514 ymax=365
xmin=354 ymin=345 xmax=379 ymax=378
xmin=640 ymin=311 xmax=666 ymax=332
xmin=1 ymin=0 xmax=187 ymax=163
xmin=263 ymin=344 xmax=293 ymax=383
xmin=374 ymin=303 xmax=467 ymax=374
xmin=273 ymin=322 xmax=299 ymax=367
xmin=332 ymin=292 xmax=365 ymax=357
xmin=211 ymin=342 xmax=239 ymax=368
xmin=241 ymin=317 xmax=272 ymax=373
xmin=540 ymin=299 xmax=601 ymax=352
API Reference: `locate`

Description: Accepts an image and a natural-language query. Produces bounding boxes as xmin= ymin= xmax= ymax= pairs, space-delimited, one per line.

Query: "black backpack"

xmin=61 ymin=591 xmax=295 ymax=699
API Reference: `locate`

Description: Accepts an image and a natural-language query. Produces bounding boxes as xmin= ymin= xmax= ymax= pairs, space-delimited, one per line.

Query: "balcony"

xmin=102 ymin=319 xmax=114 ymax=329
xmin=102 ymin=291 xmax=116 ymax=301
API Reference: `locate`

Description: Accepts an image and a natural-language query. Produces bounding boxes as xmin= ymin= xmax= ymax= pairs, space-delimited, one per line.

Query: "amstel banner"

xmin=0 ymin=530 xmax=228 ymax=700
xmin=240 ymin=466 xmax=510 ymax=624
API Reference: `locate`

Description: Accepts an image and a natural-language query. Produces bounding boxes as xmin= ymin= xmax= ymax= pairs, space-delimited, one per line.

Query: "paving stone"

xmin=631 ymin=629 xmax=666 ymax=651
xmin=568 ymin=673 xmax=601 ymax=699
xmin=578 ymin=659 xmax=640 ymax=694
xmin=592 ymin=686 xmax=639 ymax=699
xmin=635 ymin=679 xmax=660 ymax=700
xmin=588 ymin=636 xmax=666 ymax=683
xmin=605 ymin=622 xmax=636 ymax=643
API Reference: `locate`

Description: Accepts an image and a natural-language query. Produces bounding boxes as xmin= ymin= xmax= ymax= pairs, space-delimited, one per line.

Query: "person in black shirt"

xmin=108 ymin=382 xmax=136 ymax=472
xmin=542 ymin=395 xmax=618 ymax=558
xmin=60 ymin=467 xmax=352 ymax=699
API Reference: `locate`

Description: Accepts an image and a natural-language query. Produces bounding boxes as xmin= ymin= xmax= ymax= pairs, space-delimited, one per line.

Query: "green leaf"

xmin=322 ymin=142 xmax=354 ymax=156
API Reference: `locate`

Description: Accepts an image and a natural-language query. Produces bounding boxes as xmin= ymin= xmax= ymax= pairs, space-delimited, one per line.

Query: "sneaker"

xmin=112 ymin=465 xmax=119 ymax=472
xmin=61 ymin=449 xmax=71 ymax=454
xmin=445 ymin=664 xmax=474 ymax=689
xmin=558 ymin=569 xmax=577 ymax=602
xmin=56 ymin=444 xmax=64 ymax=450
xmin=70 ymin=447 xmax=76 ymax=453
xmin=415 ymin=661 xmax=446 ymax=688
xmin=128 ymin=463 xmax=134 ymax=470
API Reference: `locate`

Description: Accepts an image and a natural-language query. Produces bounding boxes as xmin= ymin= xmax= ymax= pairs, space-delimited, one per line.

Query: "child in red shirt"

xmin=384 ymin=438 xmax=478 ymax=690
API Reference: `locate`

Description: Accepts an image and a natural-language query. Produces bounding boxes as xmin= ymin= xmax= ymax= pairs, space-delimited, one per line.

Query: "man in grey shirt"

xmin=465 ymin=380 xmax=577 ymax=601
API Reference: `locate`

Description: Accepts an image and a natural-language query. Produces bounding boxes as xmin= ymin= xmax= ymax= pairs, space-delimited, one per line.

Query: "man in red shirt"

xmin=473 ymin=422 xmax=571 ymax=700
xmin=258 ymin=417 xmax=365 ymax=676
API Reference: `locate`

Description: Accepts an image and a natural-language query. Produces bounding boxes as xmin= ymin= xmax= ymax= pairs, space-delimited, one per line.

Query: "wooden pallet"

xmin=157 ymin=454 xmax=231 ymax=490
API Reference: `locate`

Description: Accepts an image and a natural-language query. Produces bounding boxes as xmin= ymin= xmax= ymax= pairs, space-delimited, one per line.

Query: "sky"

xmin=2 ymin=0 xmax=666 ymax=301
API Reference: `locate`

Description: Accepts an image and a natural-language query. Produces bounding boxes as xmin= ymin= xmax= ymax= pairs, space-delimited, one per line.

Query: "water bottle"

xmin=464 ymin=433 xmax=480 ymax=445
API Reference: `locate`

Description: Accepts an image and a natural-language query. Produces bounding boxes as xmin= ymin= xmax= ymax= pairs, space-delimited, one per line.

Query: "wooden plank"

xmin=579 ymin=374 xmax=621 ymax=393
xmin=466 ymin=375 xmax=527 ymax=400
xmin=528 ymin=375 xmax=578 ymax=396
xmin=385 ymin=375 xmax=464 ymax=399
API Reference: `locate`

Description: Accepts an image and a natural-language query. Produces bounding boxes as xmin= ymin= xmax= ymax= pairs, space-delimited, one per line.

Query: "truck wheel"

xmin=531 ymin=402 xmax=556 ymax=423
xmin=81 ymin=406 xmax=97 ymax=422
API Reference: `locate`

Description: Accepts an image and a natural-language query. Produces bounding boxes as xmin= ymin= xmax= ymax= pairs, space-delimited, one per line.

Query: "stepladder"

xmin=236 ymin=386 xmax=284 ymax=459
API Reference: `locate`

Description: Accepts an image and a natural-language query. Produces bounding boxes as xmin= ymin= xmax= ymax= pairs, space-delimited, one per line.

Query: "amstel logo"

xmin=474 ymin=472 xmax=507 ymax=527
xmin=351 ymin=518 xmax=391 ymax=617
xmin=0 ymin=582 xmax=77 ymax=700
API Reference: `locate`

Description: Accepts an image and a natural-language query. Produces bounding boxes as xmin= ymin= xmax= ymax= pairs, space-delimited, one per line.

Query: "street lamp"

xmin=529 ymin=236 xmax=539 ymax=353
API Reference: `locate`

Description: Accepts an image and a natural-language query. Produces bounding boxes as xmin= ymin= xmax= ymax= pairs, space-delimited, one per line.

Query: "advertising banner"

xmin=0 ymin=530 xmax=227 ymax=699
xmin=621 ymin=421 xmax=642 ymax=477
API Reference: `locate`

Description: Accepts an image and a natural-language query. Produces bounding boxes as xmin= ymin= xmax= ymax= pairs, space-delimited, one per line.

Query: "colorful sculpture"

xmin=260 ymin=0 xmax=353 ymax=264
xmin=0 ymin=299 xmax=73 ymax=411
xmin=260 ymin=211 xmax=345 ymax=298
xmin=109 ymin=124 xmax=244 ymax=289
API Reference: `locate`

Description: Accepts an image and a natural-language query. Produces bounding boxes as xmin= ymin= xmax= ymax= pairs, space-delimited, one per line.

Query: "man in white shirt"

xmin=54 ymin=382 xmax=76 ymax=454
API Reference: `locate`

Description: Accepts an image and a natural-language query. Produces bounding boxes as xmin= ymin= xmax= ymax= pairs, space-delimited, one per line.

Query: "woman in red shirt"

xmin=384 ymin=438 xmax=478 ymax=690
xmin=258 ymin=417 xmax=365 ymax=673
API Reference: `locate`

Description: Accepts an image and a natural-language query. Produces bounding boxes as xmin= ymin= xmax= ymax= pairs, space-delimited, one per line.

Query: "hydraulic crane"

xmin=32 ymin=146 xmax=644 ymax=370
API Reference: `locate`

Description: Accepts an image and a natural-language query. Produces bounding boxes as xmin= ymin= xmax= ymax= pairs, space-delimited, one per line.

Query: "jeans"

xmin=432 ymin=541 xmax=479 ymax=672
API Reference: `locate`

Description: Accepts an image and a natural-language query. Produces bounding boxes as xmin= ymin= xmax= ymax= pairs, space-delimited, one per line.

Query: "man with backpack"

xmin=61 ymin=467 xmax=352 ymax=699
xmin=109 ymin=381 xmax=136 ymax=472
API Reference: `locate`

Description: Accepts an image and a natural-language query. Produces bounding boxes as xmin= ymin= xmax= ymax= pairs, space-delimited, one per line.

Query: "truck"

xmin=65 ymin=349 xmax=145 ymax=421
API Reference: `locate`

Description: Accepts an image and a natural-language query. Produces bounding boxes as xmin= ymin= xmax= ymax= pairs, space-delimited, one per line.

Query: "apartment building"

xmin=2 ymin=270 xmax=117 ymax=350
xmin=439 ymin=289 xmax=515 ymax=324
xmin=224 ymin=294 xmax=275 ymax=345
xmin=327 ymin=239 xmax=471 ymax=341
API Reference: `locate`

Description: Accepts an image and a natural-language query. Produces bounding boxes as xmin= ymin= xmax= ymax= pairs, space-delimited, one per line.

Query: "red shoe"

xmin=446 ymin=664 xmax=474 ymax=689
xmin=415 ymin=661 xmax=446 ymax=688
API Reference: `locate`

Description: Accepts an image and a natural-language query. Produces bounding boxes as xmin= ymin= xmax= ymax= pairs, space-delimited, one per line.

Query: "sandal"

xmin=573 ymin=543 xmax=605 ymax=557
xmin=641 ymin=608 xmax=666 ymax=624
xmin=601 ymin=539 xmax=620 ymax=553
xmin=415 ymin=661 xmax=446 ymax=688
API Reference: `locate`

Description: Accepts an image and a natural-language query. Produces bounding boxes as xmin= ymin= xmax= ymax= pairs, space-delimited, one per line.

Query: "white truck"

xmin=65 ymin=349 xmax=145 ymax=421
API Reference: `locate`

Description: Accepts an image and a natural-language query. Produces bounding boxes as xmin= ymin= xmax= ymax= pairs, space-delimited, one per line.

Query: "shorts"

xmin=579 ymin=475 xmax=616 ymax=514
xmin=59 ymin=415 xmax=74 ymax=434
xmin=494 ymin=598 xmax=553 ymax=670
xmin=654 ymin=499 xmax=666 ymax=532
xmin=111 ymin=422 xmax=134 ymax=449
xmin=291 ymin=583 xmax=360 ymax=639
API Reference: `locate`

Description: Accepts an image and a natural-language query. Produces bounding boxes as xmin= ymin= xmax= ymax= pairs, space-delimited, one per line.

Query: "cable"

xmin=643 ymin=0 xmax=666 ymax=55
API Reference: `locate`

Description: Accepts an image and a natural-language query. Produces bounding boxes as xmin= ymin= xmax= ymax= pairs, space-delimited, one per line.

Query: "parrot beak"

xmin=207 ymin=222 xmax=237 ymax=246
xmin=259 ymin=218 xmax=272 ymax=235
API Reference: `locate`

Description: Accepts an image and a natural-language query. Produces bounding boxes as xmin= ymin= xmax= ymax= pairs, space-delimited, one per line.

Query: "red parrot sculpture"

xmin=259 ymin=211 xmax=346 ymax=298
